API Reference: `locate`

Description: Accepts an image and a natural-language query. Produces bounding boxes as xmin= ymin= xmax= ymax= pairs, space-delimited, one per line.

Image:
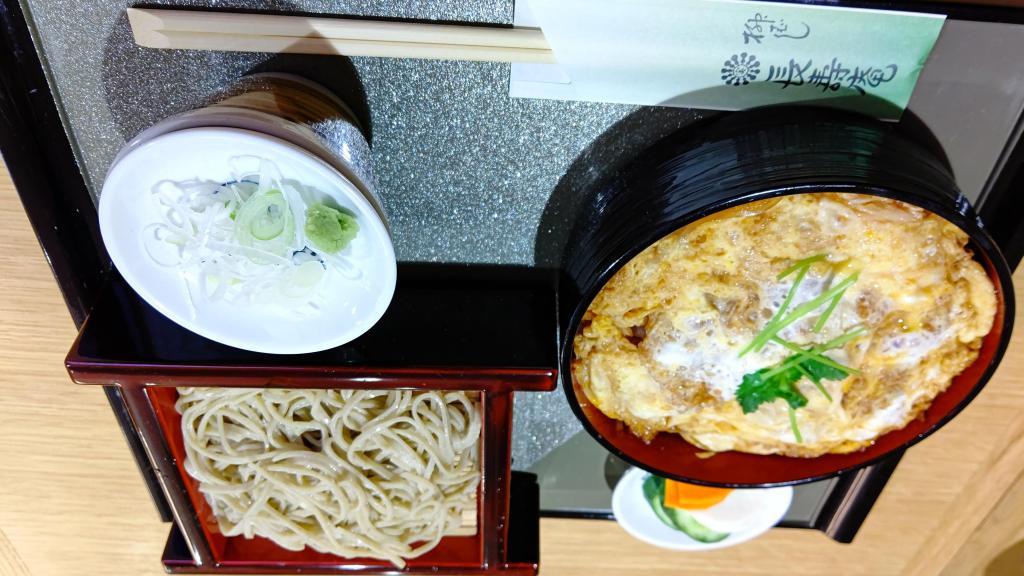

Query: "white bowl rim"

xmin=99 ymin=126 xmax=396 ymax=355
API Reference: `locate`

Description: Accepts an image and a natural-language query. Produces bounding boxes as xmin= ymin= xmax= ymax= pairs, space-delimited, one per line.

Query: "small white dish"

xmin=99 ymin=127 xmax=396 ymax=354
xmin=611 ymin=468 xmax=793 ymax=551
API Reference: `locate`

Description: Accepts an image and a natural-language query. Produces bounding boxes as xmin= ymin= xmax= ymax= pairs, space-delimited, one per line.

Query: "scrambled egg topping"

xmin=572 ymin=193 xmax=997 ymax=457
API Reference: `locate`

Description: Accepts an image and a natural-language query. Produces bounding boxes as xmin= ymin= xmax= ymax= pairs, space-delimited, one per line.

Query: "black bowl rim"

xmin=559 ymin=183 xmax=1016 ymax=488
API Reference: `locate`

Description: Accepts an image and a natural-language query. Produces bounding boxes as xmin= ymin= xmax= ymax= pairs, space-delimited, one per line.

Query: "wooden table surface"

xmin=0 ymin=163 xmax=1022 ymax=576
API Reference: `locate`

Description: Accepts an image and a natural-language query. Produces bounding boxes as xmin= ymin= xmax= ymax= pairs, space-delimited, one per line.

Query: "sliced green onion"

xmin=234 ymin=188 xmax=295 ymax=251
xmin=770 ymin=336 xmax=860 ymax=376
xmin=774 ymin=266 xmax=810 ymax=328
xmin=757 ymin=329 xmax=865 ymax=381
xmin=793 ymin=362 xmax=835 ymax=402
xmin=743 ymin=271 xmax=860 ymax=355
xmin=819 ymin=325 xmax=868 ymax=350
xmin=777 ymin=253 xmax=828 ymax=280
xmin=740 ymin=262 xmax=815 ymax=357
xmin=812 ymin=380 xmax=834 ymax=402
xmin=788 ymin=405 xmax=803 ymax=443
xmin=741 ymin=257 xmax=819 ymax=357
xmin=759 ymin=358 xmax=800 ymax=381
xmin=813 ymin=287 xmax=848 ymax=333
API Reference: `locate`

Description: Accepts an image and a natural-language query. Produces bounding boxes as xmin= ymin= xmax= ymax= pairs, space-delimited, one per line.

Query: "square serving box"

xmin=65 ymin=264 xmax=557 ymax=574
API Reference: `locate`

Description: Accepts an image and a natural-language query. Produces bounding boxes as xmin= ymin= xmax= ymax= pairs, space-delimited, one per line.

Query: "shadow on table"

xmin=101 ymin=3 xmax=372 ymax=144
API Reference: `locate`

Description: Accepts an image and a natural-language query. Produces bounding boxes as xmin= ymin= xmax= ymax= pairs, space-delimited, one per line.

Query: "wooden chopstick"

xmin=128 ymin=7 xmax=557 ymax=63
xmin=129 ymin=8 xmax=550 ymax=49
xmin=140 ymin=30 xmax=558 ymax=63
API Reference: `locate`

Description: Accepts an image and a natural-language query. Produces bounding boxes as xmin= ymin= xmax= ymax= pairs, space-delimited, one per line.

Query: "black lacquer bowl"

xmin=559 ymin=107 xmax=1015 ymax=487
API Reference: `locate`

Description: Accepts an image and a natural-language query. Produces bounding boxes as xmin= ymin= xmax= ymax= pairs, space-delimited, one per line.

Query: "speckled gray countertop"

xmin=22 ymin=0 xmax=712 ymax=266
xmin=22 ymin=0 xmax=715 ymax=468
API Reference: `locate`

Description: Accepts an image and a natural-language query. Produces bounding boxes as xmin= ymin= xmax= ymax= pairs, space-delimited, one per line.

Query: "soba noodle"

xmin=176 ymin=388 xmax=481 ymax=568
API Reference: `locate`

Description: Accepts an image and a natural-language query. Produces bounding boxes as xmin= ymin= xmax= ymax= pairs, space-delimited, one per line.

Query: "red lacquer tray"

xmin=65 ymin=264 xmax=558 ymax=573
xmin=146 ymin=384 xmax=527 ymax=574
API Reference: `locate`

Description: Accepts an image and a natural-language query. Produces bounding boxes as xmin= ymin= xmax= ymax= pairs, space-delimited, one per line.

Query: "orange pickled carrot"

xmin=663 ymin=479 xmax=732 ymax=510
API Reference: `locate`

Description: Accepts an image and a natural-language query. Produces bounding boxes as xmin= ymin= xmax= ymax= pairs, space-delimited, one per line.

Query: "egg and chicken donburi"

xmin=572 ymin=193 xmax=997 ymax=457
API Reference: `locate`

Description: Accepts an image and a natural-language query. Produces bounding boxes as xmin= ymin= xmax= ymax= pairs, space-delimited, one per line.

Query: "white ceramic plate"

xmin=114 ymin=103 xmax=389 ymax=230
xmin=611 ymin=468 xmax=793 ymax=551
xmin=99 ymin=127 xmax=396 ymax=354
